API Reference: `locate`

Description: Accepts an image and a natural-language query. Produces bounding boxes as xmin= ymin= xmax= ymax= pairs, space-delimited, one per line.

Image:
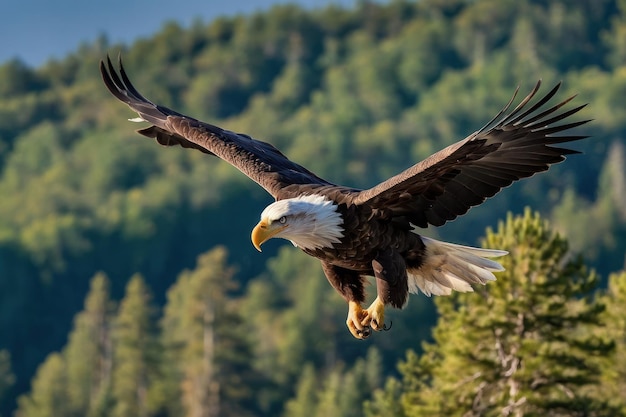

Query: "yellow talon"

xmin=346 ymin=301 xmax=371 ymax=339
xmin=362 ymin=297 xmax=386 ymax=331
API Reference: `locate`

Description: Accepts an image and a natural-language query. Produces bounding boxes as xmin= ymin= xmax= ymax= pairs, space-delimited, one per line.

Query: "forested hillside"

xmin=1 ymin=0 xmax=626 ymax=415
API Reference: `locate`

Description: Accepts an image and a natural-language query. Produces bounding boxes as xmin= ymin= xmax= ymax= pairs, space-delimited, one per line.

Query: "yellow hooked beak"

xmin=251 ymin=219 xmax=288 ymax=252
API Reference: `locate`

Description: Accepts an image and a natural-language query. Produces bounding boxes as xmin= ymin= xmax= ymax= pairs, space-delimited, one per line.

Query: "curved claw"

xmin=382 ymin=321 xmax=393 ymax=331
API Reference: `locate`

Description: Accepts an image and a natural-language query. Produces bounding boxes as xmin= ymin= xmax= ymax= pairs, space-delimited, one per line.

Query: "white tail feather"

xmin=408 ymin=236 xmax=506 ymax=297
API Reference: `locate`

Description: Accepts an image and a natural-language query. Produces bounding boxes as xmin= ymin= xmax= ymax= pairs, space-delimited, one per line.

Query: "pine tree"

xmin=111 ymin=274 xmax=157 ymax=417
xmin=282 ymin=364 xmax=317 ymax=417
xmin=363 ymin=375 xmax=404 ymax=417
xmin=595 ymin=271 xmax=626 ymax=413
xmin=241 ymin=246 xmax=347 ymax=385
xmin=376 ymin=209 xmax=618 ymax=417
xmin=314 ymin=368 xmax=344 ymax=417
xmin=16 ymin=353 xmax=69 ymax=417
xmin=15 ymin=274 xmax=115 ymax=417
xmin=159 ymin=247 xmax=260 ymax=417
xmin=64 ymin=273 xmax=115 ymax=417
xmin=282 ymin=348 xmax=383 ymax=417
xmin=338 ymin=348 xmax=383 ymax=417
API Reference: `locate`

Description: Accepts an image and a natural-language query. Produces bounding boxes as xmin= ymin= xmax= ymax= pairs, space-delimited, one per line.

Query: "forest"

xmin=1 ymin=0 xmax=626 ymax=415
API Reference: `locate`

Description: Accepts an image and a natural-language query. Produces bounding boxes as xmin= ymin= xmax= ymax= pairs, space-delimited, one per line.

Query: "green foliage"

xmin=373 ymin=210 xmax=621 ymax=416
xmin=15 ymin=273 xmax=115 ymax=417
xmin=281 ymin=364 xmax=317 ymax=417
xmin=594 ymin=271 xmax=626 ymax=413
xmin=111 ymin=274 xmax=158 ymax=417
xmin=552 ymin=139 xmax=626 ymax=272
xmin=16 ymin=353 xmax=69 ymax=417
xmin=282 ymin=348 xmax=383 ymax=417
xmin=158 ymin=247 xmax=261 ymax=417
xmin=3 ymin=0 xmax=626 ymax=416
xmin=363 ymin=374 xmax=404 ymax=417
xmin=0 ymin=60 xmax=46 ymax=98
xmin=63 ymin=273 xmax=115 ymax=417
xmin=239 ymin=246 xmax=351 ymax=413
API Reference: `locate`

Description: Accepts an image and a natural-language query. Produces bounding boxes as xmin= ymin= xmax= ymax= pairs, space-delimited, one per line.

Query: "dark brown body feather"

xmin=101 ymin=56 xmax=589 ymax=311
xmin=304 ymin=199 xmax=424 ymax=308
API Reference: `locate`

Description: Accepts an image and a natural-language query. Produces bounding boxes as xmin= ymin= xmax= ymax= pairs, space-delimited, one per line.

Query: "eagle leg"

xmin=347 ymin=301 xmax=371 ymax=339
xmin=363 ymin=249 xmax=409 ymax=331
xmin=320 ymin=262 xmax=370 ymax=339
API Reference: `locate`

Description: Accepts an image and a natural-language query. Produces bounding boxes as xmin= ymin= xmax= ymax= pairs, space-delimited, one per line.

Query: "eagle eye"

xmin=278 ymin=216 xmax=287 ymax=224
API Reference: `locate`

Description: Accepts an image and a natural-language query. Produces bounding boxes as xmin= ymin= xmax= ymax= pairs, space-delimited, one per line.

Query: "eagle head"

xmin=251 ymin=194 xmax=344 ymax=252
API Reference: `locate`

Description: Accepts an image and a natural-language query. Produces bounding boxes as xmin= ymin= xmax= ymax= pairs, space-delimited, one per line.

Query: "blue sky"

xmin=1 ymin=0 xmax=357 ymax=67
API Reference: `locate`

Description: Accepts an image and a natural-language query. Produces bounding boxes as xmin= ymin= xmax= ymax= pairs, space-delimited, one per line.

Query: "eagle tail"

xmin=407 ymin=236 xmax=506 ymax=297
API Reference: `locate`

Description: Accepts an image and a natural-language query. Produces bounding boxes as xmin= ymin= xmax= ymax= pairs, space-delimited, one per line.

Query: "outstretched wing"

xmin=100 ymin=55 xmax=333 ymax=199
xmin=352 ymin=81 xmax=589 ymax=227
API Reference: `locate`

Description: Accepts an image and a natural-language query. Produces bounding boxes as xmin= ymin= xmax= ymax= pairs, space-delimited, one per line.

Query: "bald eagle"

xmin=101 ymin=56 xmax=588 ymax=339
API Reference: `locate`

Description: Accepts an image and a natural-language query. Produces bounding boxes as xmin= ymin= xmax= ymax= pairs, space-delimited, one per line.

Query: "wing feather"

xmin=103 ymin=57 xmax=588 ymax=226
xmin=353 ymin=80 xmax=589 ymax=227
xmin=100 ymin=55 xmax=332 ymax=198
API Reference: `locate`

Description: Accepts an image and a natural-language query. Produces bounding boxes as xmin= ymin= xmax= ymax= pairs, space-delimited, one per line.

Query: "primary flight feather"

xmin=101 ymin=56 xmax=588 ymax=339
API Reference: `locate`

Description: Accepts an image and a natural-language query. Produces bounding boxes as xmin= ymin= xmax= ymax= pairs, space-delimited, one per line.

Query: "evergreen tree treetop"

xmin=380 ymin=209 xmax=619 ymax=417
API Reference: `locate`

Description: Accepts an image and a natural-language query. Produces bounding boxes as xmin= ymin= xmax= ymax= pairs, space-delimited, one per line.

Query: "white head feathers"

xmin=260 ymin=194 xmax=344 ymax=251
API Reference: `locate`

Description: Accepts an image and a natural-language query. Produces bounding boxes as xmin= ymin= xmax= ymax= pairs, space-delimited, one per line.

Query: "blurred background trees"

xmin=2 ymin=0 xmax=626 ymax=415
